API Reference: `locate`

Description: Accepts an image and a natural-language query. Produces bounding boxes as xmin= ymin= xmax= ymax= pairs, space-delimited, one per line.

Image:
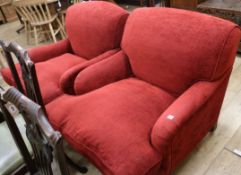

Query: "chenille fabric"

xmin=1 ymin=1 xmax=129 ymax=104
xmin=44 ymin=8 xmax=241 ymax=175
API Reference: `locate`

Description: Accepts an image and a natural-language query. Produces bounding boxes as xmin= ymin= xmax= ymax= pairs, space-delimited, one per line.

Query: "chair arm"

xmin=151 ymin=79 xmax=223 ymax=151
xmin=59 ymin=49 xmax=120 ymax=94
xmin=74 ymin=50 xmax=131 ymax=95
xmin=27 ymin=39 xmax=72 ymax=63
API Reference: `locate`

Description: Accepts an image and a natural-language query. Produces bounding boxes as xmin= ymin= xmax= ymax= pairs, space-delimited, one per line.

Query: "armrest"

xmin=151 ymin=79 xmax=223 ymax=151
xmin=74 ymin=50 xmax=131 ymax=95
xmin=27 ymin=39 xmax=72 ymax=63
xmin=59 ymin=49 xmax=120 ymax=94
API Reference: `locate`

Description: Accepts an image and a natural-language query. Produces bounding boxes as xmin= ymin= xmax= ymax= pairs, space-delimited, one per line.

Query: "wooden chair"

xmin=0 ymin=86 xmax=70 ymax=175
xmin=12 ymin=0 xmax=65 ymax=46
xmin=60 ymin=0 xmax=83 ymax=28
xmin=0 ymin=40 xmax=89 ymax=174
xmin=12 ymin=0 xmax=32 ymax=44
xmin=73 ymin=0 xmax=82 ymax=3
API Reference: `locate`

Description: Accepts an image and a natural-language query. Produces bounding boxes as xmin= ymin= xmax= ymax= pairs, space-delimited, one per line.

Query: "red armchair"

xmin=0 ymin=1 xmax=128 ymax=104
xmin=45 ymin=8 xmax=241 ymax=175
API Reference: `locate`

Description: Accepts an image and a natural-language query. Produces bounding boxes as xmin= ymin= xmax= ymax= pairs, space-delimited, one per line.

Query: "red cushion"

xmin=1 ymin=53 xmax=86 ymax=104
xmin=74 ymin=50 xmax=131 ymax=95
xmin=122 ymin=8 xmax=240 ymax=96
xmin=46 ymin=78 xmax=175 ymax=175
xmin=66 ymin=1 xmax=128 ymax=59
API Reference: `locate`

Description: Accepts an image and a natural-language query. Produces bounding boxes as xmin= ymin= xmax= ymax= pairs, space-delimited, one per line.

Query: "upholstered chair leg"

xmin=210 ymin=122 xmax=218 ymax=132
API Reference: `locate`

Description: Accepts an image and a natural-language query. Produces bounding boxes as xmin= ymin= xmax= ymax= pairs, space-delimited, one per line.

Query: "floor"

xmin=0 ymin=9 xmax=241 ymax=175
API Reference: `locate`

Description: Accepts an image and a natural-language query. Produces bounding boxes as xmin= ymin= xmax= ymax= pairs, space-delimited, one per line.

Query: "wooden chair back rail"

xmin=2 ymin=87 xmax=70 ymax=175
xmin=0 ymin=40 xmax=45 ymax=112
xmin=73 ymin=0 xmax=82 ymax=3
xmin=0 ymin=91 xmax=38 ymax=174
xmin=13 ymin=0 xmax=52 ymax=24
xmin=12 ymin=0 xmax=66 ymax=45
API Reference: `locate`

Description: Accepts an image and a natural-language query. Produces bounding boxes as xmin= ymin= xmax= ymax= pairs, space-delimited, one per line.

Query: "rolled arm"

xmin=151 ymin=79 xmax=223 ymax=151
xmin=59 ymin=49 xmax=120 ymax=94
xmin=27 ymin=39 xmax=72 ymax=63
xmin=74 ymin=50 xmax=131 ymax=95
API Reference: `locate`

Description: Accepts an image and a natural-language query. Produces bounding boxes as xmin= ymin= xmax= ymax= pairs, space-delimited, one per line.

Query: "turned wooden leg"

xmin=49 ymin=23 xmax=57 ymax=43
xmin=33 ymin=26 xmax=38 ymax=46
xmin=210 ymin=122 xmax=218 ymax=132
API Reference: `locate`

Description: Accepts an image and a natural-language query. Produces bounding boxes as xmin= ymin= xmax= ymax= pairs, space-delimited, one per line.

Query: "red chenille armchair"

xmin=0 ymin=1 xmax=128 ymax=104
xmin=45 ymin=8 xmax=240 ymax=175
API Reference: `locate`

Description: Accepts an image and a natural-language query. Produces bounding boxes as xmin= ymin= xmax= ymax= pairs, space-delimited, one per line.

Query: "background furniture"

xmin=0 ymin=86 xmax=70 ymax=175
xmin=198 ymin=0 xmax=241 ymax=52
xmin=169 ymin=0 xmax=206 ymax=9
xmin=13 ymin=1 xmax=32 ymax=44
xmin=0 ymin=0 xmax=18 ymax=23
xmin=13 ymin=0 xmax=65 ymax=45
xmin=0 ymin=85 xmax=37 ymax=175
xmin=0 ymin=2 xmax=129 ymax=106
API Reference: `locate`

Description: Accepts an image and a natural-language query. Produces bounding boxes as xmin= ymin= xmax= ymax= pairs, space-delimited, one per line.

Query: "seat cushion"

xmin=46 ymin=78 xmax=175 ymax=175
xmin=1 ymin=53 xmax=86 ymax=104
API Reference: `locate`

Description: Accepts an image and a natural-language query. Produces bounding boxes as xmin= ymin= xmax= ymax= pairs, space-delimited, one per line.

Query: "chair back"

xmin=0 ymin=87 xmax=37 ymax=175
xmin=66 ymin=1 xmax=128 ymax=59
xmin=0 ymin=40 xmax=45 ymax=111
xmin=12 ymin=1 xmax=27 ymax=22
xmin=73 ymin=0 xmax=82 ymax=3
xmin=122 ymin=8 xmax=241 ymax=96
xmin=0 ymin=87 xmax=69 ymax=175
xmin=12 ymin=0 xmax=54 ymax=26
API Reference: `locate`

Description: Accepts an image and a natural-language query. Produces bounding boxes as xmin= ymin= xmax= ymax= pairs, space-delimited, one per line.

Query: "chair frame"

xmin=0 ymin=40 xmax=45 ymax=111
xmin=0 ymin=86 xmax=70 ymax=175
xmin=0 ymin=40 xmax=88 ymax=174
xmin=0 ymin=87 xmax=37 ymax=175
xmin=12 ymin=0 xmax=66 ymax=45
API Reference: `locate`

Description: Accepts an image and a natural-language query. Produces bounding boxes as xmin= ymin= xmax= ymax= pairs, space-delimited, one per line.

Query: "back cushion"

xmin=122 ymin=8 xmax=241 ymax=96
xmin=66 ymin=1 xmax=128 ymax=59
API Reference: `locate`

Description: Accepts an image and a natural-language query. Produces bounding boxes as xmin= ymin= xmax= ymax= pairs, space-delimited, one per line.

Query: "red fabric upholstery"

xmin=47 ymin=78 xmax=175 ymax=175
xmin=1 ymin=54 xmax=86 ymax=104
xmin=1 ymin=2 xmax=128 ymax=104
xmin=66 ymin=1 xmax=128 ymax=59
xmin=43 ymin=7 xmax=241 ymax=175
xmin=122 ymin=8 xmax=241 ymax=96
xmin=27 ymin=39 xmax=72 ymax=63
xmin=59 ymin=49 xmax=120 ymax=94
xmin=74 ymin=50 xmax=131 ymax=95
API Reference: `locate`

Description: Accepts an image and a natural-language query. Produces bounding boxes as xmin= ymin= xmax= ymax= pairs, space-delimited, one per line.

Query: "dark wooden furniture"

xmin=198 ymin=0 xmax=241 ymax=51
xmin=169 ymin=0 xmax=206 ymax=9
xmin=0 ymin=86 xmax=70 ymax=175
xmin=0 ymin=40 xmax=88 ymax=174
xmin=0 ymin=87 xmax=37 ymax=175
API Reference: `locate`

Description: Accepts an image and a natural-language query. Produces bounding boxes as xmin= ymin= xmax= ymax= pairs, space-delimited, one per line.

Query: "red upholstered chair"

xmin=45 ymin=8 xmax=241 ymax=175
xmin=0 ymin=1 xmax=128 ymax=104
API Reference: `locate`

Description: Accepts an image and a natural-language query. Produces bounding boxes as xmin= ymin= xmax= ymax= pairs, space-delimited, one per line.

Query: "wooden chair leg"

xmin=25 ymin=22 xmax=31 ymax=45
xmin=56 ymin=18 xmax=66 ymax=39
xmin=48 ymin=23 xmax=57 ymax=43
xmin=33 ymin=26 xmax=38 ymax=46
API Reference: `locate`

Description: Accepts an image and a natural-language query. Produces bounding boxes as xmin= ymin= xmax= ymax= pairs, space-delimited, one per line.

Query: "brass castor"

xmin=210 ymin=123 xmax=218 ymax=132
